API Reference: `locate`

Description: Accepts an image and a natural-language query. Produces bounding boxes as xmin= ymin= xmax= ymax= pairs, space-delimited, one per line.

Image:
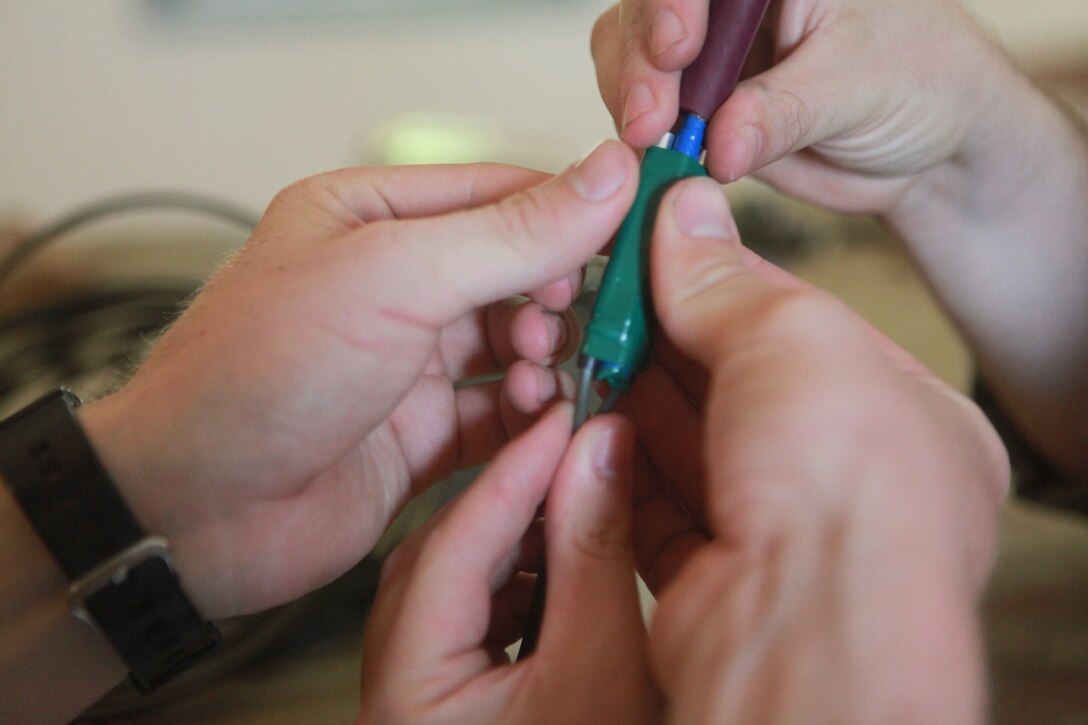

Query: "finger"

xmin=652 ymin=177 xmax=938 ymax=379
xmin=649 ymin=176 xmax=755 ymax=369
xmin=614 ymin=0 xmax=712 ymax=145
xmin=500 ymin=361 xmax=576 ymax=439
xmin=258 ymin=163 xmax=552 ymax=249
xmin=390 ymin=377 xmax=499 ymax=491
xmin=649 ymin=177 xmax=971 ymax=542
xmin=322 ymin=141 xmax=634 ymax=447
xmin=708 ymin=226 xmax=939 ymax=379
xmin=493 ymin=303 xmax=580 ymax=369
xmin=614 ymin=355 xmax=710 ymax=592
xmin=392 ymin=373 xmax=564 ymax=494
xmin=514 ymin=519 xmax=546 ymax=575
xmin=538 ymin=415 xmax=647 ymax=655
xmin=652 ymin=335 xmax=710 ymax=411
xmin=392 ymin=359 xmax=579 ymax=497
xmin=593 ymin=4 xmax=682 ymax=147
xmin=435 ymin=298 xmax=575 ymax=382
xmin=615 ymin=360 xmax=707 ymax=524
xmin=485 ymin=573 xmax=538 ymax=654
xmin=630 ymin=443 xmax=709 ymax=595
xmin=433 ymin=304 xmax=512 ymax=381
xmin=635 ymin=0 xmax=711 ymax=72
xmin=702 ymin=21 xmax=886 ymax=182
xmin=352 ymin=140 xmax=638 ymax=333
xmin=651 ymin=176 xmax=898 ymax=389
xmin=378 ymin=404 xmax=573 ymax=677
xmin=435 ymin=268 xmax=582 ymax=382
xmin=361 ymin=489 xmax=465 ymax=669
xmin=527 ymin=267 xmax=583 ymax=313
xmin=591 ymin=5 xmax=627 ymax=133
xmin=448 ymin=266 xmax=583 ymax=380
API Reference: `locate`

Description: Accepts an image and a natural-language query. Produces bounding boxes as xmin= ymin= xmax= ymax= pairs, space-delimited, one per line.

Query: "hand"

xmin=617 ymin=177 xmax=1009 ymax=722
xmin=358 ymin=404 xmax=660 ymax=724
xmin=591 ymin=0 xmax=1004 ymax=211
xmin=593 ymin=0 xmax=1088 ymax=477
xmin=77 ymin=141 xmax=639 ymax=618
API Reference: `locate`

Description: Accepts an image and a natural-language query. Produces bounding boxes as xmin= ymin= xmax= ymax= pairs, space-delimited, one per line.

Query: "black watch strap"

xmin=0 ymin=389 xmax=220 ymax=691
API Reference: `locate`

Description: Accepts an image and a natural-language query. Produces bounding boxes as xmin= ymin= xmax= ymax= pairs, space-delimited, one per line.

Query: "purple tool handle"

xmin=679 ymin=0 xmax=772 ymax=119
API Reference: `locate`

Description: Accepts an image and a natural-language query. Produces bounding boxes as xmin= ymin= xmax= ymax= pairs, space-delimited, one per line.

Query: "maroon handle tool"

xmin=679 ymin=0 xmax=773 ymax=119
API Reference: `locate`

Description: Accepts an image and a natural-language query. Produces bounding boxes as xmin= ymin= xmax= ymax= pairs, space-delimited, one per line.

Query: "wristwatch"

xmin=0 ymin=389 xmax=220 ymax=691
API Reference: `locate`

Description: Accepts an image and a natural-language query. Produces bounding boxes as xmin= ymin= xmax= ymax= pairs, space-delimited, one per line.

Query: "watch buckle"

xmin=67 ymin=536 xmax=173 ymax=630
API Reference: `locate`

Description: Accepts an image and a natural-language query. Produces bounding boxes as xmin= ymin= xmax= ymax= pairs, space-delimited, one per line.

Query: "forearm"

xmin=0 ymin=487 xmax=127 ymax=724
xmin=888 ymin=53 xmax=1088 ymax=475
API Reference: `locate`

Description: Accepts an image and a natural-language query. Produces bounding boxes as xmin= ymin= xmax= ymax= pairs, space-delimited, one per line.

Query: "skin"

xmin=5 ymin=2 xmax=1075 ymax=717
xmin=358 ymin=405 xmax=660 ymax=724
xmin=78 ymin=140 xmax=638 ymax=620
xmin=0 ymin=140 xmax=640 ymax=724
xmin=622 ymin=177 xmax=1010 ymax=722
xmin=591 ymin=0 xmax=1088 ymax=477
xmin=354 ymin=176 xmax=1010 ymax=723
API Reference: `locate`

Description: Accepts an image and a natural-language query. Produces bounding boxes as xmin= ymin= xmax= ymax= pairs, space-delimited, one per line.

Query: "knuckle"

xmin=748 ymin=287 xmax=852 ymax=342
xmin=571 ymin=515 xmax=632 ymax=563
xmin=590 ymin=7 xmax=618 ymax=57
xmin=750 ymin=79 xmax=818 ymax=151
xmin=493 ymin=189 xmax=562 ymax=257
xmin=495 ymin=191 xmax=538 ymax=239
xmin=670 ymin=254 xmax=747 ymax=308
xmin=729 ymin=289 xmax=873 ymax=421
xmin=266 ymin=177 xmax=313 ymax=214
xmin=620 ymin=29 xmax=643 ymax=69
xmin=783 ymin=92 xmax=816 ymax=146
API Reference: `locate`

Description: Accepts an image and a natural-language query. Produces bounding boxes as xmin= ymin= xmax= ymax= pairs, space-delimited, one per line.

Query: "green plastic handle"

xmin=581 ymin=146 xmax=707 ymax=390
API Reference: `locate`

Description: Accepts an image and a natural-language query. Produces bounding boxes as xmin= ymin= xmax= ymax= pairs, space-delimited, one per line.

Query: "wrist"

xmin=0 ymin=485 xmax=130 ymax=722
xmin=885 ymin=65 xmax=1088 ymax=471
xmin=888 ymin=45 xmax=1088 ymax=247
xmin=0 ymin=389 xmax=219 ymax=705
xmin=884 ymin=40 xmax=1021 ymax=230
xmin=78 ymin=393 xmax=217 ymax=618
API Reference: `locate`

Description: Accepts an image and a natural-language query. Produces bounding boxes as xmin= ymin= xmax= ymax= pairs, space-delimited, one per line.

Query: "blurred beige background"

xmin=1 ymin=0 xmax=1086 ymax=219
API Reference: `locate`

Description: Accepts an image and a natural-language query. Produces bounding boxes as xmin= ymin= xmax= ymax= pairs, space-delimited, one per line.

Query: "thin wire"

xmin=518 ymin=358 xmax=616 ymax=662
xmin=0 ymin=192 xmax=339 ymax=714
xmin=598 ymin=388 xmax=621 ymax=415
xmin=573 ymin=357 xmax=597 ymax=432
xmin=0 ymin=191 xmax=258 ymax=286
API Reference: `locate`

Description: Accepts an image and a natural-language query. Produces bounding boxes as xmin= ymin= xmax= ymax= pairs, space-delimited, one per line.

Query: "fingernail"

xmin=651 ymin=10 xmax=685 ymax=59
xmin=534 ymin=365 xmax=557 ymax=403
xmin=621 ymin=82 xmax=655 ymax=133
xmin=544 ymin=312 xmax=566 ymax=355
xmin=569 ymin=142 xmax=627 ymax=202
xmin=592 ymin=426 xmax=631 ymax=482
xmin=673 ymin=178 xmax=734 ymax=239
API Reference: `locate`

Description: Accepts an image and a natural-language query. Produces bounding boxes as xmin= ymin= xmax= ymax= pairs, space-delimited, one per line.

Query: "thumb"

xmin=703 ymin=29 xmax=879 ymax=182
xmin=357 ymin=140 xmax=639 ymax=330
xmin=541 ymin=416 xmax=649 ymax=659
xmin=650 ymin=176 xmax=767 ymax=369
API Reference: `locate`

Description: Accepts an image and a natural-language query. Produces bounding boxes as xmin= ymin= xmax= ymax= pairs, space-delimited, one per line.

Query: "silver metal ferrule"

xmin=68 ymin=536 xmax=173 ymax=630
